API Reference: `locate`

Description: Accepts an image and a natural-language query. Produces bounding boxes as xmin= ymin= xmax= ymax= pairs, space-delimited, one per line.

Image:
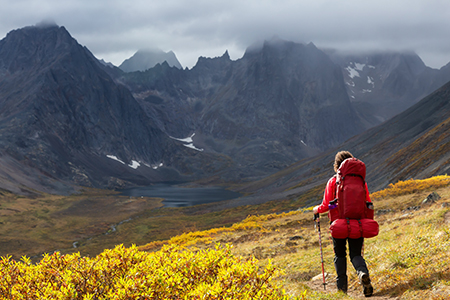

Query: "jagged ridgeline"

xmin=2 ymin=24 xmax=450 ymax=194
xmin=0 ymin=25 xmax=360 ymax=192
xmin=0 ymin=25 xmax=182 ymax=194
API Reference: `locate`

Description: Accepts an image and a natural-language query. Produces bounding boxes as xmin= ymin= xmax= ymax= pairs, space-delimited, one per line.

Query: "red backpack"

xmin=329 ymin=158 xmax=378 ymax=239
xmin=336 ymin=158 xmax=367 ymax=219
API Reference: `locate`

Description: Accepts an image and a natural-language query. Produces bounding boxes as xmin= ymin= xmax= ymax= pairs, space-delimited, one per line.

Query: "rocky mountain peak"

xmin=3 ymin=24 xmax=450 ymax=194
xmin=119 ymin=48 xmax=182 ymax=72
xmin=0 ymin=24 xmax=178 ymax=190
xmin=0 ymin=24 xmax=78 ymax=73
xmin=326 ymin=50 xmax=447 ymax=125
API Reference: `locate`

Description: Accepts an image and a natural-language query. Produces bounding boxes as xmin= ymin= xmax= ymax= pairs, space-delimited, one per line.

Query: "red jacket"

xmin=316 ymin=175 xmax=372 ymax=222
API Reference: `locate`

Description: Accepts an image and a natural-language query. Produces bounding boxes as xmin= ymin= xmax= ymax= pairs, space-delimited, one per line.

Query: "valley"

xmin=3 ymin=24 xmax=450 ymax=195
xmin=0 ymin=181 xmax=322 ymax=261
xmin=0 ymin=188 xmax=163 ymax=260
xmin=1 ymin=23 xmax=450 ymax=299
xmin=1 ymin=176 xmax=449 ymax=299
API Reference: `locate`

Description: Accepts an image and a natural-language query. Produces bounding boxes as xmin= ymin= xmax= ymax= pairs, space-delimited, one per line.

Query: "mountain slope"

xmin=112 ymin=39 xmax=365 ymax=179
xmin=328 ymin=50 xmax=450 ymax=127
xmin=230 ymin=78 xmax=450 ymax=206
xmin=0 ymin=25 xmax=183 ymax=191
xmin=2 ymin=24 xmax=450 ymax=194
xmin=199 ymin=40 xmax=363 ymax=151
xmin=358 ymin=80 xmax=450 ymax=189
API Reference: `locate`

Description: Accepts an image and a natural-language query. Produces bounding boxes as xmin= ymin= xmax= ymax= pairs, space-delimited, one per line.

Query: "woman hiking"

xmin=313 ymin=150 xmax=374 ymax=297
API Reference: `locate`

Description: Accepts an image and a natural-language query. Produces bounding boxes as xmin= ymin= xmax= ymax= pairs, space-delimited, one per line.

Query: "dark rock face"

xmin=3 ymin=24 xmax=450 ymax=194
xmin=111 ymin=40 xmax=365 ymax=179
xmin=198 ymin=41 xmax=362 ymax=151
xmin=229 ymin=79 xmax=450 ymax=209
xmin=328 ymin=50 xmax=450 ymax=126
xmin=0 ymin=25 xmax=178 ymax=190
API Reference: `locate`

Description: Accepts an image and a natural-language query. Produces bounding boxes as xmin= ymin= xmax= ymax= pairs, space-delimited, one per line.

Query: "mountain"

xmin=0 ymin=25 xmax=188 ymax=193
xmin=230 ymin=77 xmax=450 ymax=208
xmin=119 ymin=49 xmax=182 ymax=72
xmin=2 ymin=24 xmax=450 ymax=195
xmin=198 ymin=40 xmax=363 ymax=151
xmin=110 ymin=39 xmax=367 ymax=179
xmin=327 ymin=50 xmax=450 ymax=127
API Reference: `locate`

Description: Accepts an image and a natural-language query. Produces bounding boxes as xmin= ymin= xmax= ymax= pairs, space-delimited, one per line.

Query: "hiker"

xmin=313 ymin=150 xmax=374 ymax=297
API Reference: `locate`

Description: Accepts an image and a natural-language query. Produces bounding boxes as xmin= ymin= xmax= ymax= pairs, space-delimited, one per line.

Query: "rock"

xmin=441 ymin=202 xmax=449 ymax=208
xmin=377 ymin=209 xmax=393 ymax=215
xmin=403 ymin=206 xmax=421 ymax=212
xmin=422 ymin=192 xmax=441 ymax=205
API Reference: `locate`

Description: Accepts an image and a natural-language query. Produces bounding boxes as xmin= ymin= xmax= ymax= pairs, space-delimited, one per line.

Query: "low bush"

xmin=0 ymin=244 xmax=289 ymax=299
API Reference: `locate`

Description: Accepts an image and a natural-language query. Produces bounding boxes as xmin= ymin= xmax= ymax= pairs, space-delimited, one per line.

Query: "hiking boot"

xmin=337 ymin=285 xmax=347 ymax=294
xmin=358 ymin=272 xmax=373 ymax=297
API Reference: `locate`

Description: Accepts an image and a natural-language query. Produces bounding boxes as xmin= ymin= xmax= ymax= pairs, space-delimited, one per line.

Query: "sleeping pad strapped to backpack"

xmin=329 ymin=158 xmax=379 ymax=239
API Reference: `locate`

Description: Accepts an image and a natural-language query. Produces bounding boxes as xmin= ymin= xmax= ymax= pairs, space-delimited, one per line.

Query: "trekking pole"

xmin=314 ymin=213 xmax=327 ymax=290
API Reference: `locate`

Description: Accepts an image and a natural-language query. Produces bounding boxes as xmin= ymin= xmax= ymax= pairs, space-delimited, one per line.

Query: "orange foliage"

xmin=371 ymin=175 xmax=450 ymax=200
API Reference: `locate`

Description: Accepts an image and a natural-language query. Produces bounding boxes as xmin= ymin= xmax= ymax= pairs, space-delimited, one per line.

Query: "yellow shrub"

xmin=139 ymin=211 xmax=305 ymax=251
xmin=0 ymin=244 xmax=289 ymax=299
xmin=371 ymin=175 xmax=450 ymax=200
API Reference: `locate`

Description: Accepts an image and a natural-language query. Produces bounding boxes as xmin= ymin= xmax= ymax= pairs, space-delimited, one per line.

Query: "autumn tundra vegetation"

xmin=1 ymin=175 xmax=450 ymax=299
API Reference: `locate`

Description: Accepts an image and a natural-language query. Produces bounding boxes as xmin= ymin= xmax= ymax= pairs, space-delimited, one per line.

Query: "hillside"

xmin=2 ymin=24 xmax=450 ymax=195
xmin=1 ymin=176 xmax=449 ymax=299
xmin=227 ymin=77 xmax=450 ymax=211
xmin=327 ymin=50 xmax=450 ymax=126
xmin=137 ymin=175 xmax=450 ymax=299
xmin=0 ymin=25 xmax=188 ymax=193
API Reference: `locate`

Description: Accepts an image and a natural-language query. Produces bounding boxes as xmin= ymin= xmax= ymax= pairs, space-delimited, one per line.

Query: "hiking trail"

xmin=307 ymin=273 xmax=399 ymax=299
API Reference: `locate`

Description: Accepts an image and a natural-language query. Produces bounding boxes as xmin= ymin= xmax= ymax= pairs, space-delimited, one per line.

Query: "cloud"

xmin=1 ymin=0 xmax=450 ymax=68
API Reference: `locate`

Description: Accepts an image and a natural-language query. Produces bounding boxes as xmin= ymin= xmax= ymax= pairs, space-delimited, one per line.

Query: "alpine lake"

xmin=120 ymin=184 xmax=242 ymax=207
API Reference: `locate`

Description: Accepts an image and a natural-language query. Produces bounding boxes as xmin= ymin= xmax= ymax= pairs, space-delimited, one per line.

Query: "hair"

xmin=334 ymin=151 xmax=354 ymax=172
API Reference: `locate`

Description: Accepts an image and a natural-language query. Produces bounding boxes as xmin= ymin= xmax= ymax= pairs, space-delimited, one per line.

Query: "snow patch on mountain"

xmin=346 ymin=66 xmax=360 ymax=79
xmin=170 ymin=133 xmax=204 ymax=152
xmin=345 ymin=62 xmax=376 ymax=80
xmin=354 ymin=63 xmax=365 ymax=71
xmin=107 ymin=155 xmax=164 ymax=170
xmin=128 ymin=160 xmax=140 ymax=169
xmin=346 ymin=62 xmax=366 ymax=78
xmin=106 ymin=155 xmax=125 ymax=165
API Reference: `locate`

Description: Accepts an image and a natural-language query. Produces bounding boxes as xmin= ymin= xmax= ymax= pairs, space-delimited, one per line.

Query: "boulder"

xmin=422 ymin=192 xmax=441 ymax=205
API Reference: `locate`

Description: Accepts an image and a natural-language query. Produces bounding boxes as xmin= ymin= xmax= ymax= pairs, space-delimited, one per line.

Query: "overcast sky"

xmin=1 ymin=0 xmax=450 ymax=69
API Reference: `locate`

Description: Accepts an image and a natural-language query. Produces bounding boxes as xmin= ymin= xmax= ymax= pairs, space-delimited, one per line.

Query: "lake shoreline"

xmin=119 ymin=184 xmax=242 ymax=207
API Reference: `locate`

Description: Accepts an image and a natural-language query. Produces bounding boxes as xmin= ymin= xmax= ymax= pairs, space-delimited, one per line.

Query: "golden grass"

xmin=0 ymin=188 xmax=164 ymax=260
xmin=371 ymin=175 xmax=450 ymax=200
xmin=136 ymin=176 xmax=450 ymax=299
xmin=2 ymin=176 xmax=450 ymax=299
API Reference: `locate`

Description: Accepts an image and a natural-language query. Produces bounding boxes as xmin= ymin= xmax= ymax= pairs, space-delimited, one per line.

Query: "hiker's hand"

xmin=314 ymin=213 xmax=319 ymax=221
xmin=313 ymin=206 xmax=319 ymax=214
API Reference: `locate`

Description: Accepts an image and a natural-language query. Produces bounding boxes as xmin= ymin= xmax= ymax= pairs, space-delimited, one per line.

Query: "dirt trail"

xmin=307 ymin=273 xmax=399 ymax=299
xmin=445 ymin=211 xmax=450 ymax=224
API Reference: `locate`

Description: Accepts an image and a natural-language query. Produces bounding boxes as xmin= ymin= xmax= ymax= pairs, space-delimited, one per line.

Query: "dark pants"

xmin=333 ymin=237 xmax=369 ymax=291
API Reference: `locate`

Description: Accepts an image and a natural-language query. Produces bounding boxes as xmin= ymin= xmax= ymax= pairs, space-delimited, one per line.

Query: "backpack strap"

xmin=358 ymin=219 xmax=363 ymax=238
xmin=347 ymin=174 xmax=364 ymax=181
xmin=346 ymin=218 xmax=351 ymax=236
